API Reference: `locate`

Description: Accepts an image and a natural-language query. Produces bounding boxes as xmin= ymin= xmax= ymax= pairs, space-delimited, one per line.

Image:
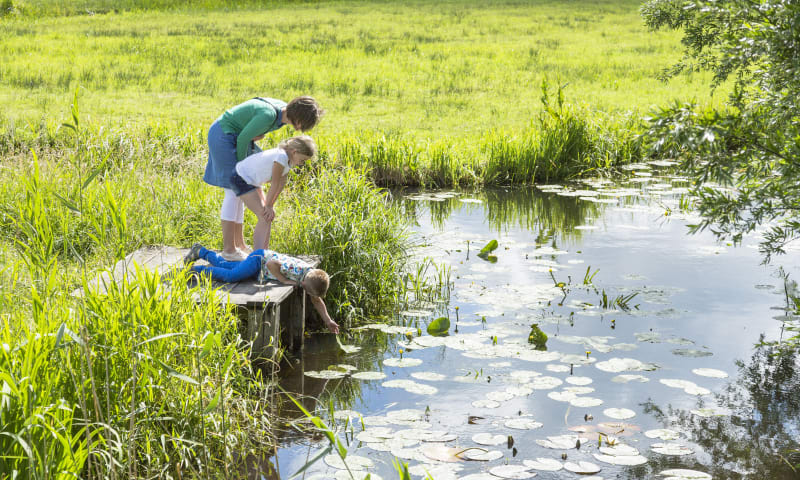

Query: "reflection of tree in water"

xmin=638 ymin=340 xmax=800 ymax=479
xmin=399 ymin=186 xmax=603 ymax=241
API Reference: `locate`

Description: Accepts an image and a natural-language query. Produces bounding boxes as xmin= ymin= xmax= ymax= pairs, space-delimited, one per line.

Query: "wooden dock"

xmin=77 ymin=246 xmax=317 ymax=359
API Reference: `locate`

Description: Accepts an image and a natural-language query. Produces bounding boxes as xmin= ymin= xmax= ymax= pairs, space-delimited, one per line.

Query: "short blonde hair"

xmin=279 ymin=135 xmax=317 ymax=158
xmin=304 ymin=269 xmax=329 ymax=297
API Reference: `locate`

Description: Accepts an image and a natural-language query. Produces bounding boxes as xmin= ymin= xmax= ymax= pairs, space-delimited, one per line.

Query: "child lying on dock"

xmin=183 ymin=243 xmax=339 ymax=334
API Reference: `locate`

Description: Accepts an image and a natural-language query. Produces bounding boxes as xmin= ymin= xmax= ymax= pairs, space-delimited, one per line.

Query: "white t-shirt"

xmin=235 ymin=148 xmax=290 ymax=186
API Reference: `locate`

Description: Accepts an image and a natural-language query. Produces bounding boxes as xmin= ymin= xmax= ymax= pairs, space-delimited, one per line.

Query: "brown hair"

xmin=286 ymin=96 xmax=324 ymax=131
xmin=304 ymin=269 xmax=329 ymax=297
xmin=279 ymin=135 xmax=317 ymax=159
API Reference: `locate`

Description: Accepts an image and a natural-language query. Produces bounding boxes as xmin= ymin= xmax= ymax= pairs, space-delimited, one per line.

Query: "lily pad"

xmin=592 ymin=453 xmax=647 ymax=466
xmin=411 ymin=371 xmax=447 ymax=381
xmin=603 ymin=408 xmax=636 ymax=420
xmin=691 ymin=368 xmax=728 ymax=378
xmin=659 ymin=379 xmax=710 ymax=396
xmin=565 ymin=376 xmax=593 ymax=385
xmin=523 ymin=458 xmax=562 ymax=471
xmin=671 ymin=348 xmax=713 ymax=358
xmin=351 ymin=371 xmax=387 ymax=381
xmin=428 ymin=316 xmax=451 ymax=336
xmin=462 ymin=449 xmax=503 ymax=461
xmin=599 ymin=444 xmax=639 ymax=456
xmin=488 ymin=465 xmax=535 ymax=479
xmin=657 ymin=469 xmax=712 ymax=479
xmin=472 ymin=433 xmax=507 ymax=446
xmin=570 ymin=396 xmax=604 ymax=407
xmin=382 ymin=379 xmax=437 ymax=395
xmin=384 ymin=357 xmax=423 ymax=367
xmin=611 ymin=374 xmax=650 ymax=383
xmin=644 ymin=429 xmax=680 ymax=441
xmin=421 ymin=444 xmax=464 ymax=462
xmin=529 ymin=376 xmax=563 ymax=390
xmin=536 ymin=435 xmax=588 ymax=449
xmin=304 ymin=370 xmax=348 ymax=379
xmin=651 ymin=443 xmax=693 ymax=456
xmin=503 ymin=418 xmax=543 ymax=430
xmin=472 ymin=399 xmax=501 ymax=409
xmin=564 ymin=461 xmax=601 ymax=474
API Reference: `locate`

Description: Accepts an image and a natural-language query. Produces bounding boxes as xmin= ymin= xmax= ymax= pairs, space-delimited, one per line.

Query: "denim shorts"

xmin=229 ymin=171 xmax=257 ymax=197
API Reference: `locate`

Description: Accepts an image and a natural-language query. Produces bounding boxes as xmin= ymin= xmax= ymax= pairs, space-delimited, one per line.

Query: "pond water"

xmin=269 ymin=163 xmax=800 ymax=480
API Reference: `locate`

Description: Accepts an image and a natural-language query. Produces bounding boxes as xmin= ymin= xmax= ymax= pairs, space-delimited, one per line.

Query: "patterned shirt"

xmin=255 ymin=249 xmax=313 ymax=284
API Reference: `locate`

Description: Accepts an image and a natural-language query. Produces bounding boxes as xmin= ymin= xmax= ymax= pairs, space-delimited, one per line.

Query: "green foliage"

xmin=528 ymin=323 xmax=548 ymax=350
xmin=642 ymin=0 xmax=800 ymax=262
xmin=273 ymin=165 xmax=409 ymax=323
xmin=427 ymin=316 xmax=451 ymax=337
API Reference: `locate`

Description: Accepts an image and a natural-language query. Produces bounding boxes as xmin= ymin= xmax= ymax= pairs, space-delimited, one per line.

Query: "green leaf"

xmin=157 ymin=360 xmax=198 ymax=385
xmin=479 ymin=240 xmax=498 ymax=255
xmin=53 ymin=322 xmax=66 ymax=350
xmin=53 ymin=192 xmax=80 ymax=214
xmin=427 ymin=316 xmax=450 ymax=336
xmin=82 ymin=158 xmax=108 ymax=189
xmin=136 ymin=332 xmax=186 ymax=348
xmin=204 ymin=389 xmax=220 ymax=413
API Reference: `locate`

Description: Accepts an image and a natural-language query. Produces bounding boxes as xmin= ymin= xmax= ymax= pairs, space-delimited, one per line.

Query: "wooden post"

xmin=280 ymin=288 xmax=306 ymax=355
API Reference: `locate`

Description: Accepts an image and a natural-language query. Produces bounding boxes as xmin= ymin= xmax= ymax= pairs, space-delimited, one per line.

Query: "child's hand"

xmin=325 ymin=318 xmax=340 ymax=334
xmin=262 ymin=205 xmax=275 ymax=222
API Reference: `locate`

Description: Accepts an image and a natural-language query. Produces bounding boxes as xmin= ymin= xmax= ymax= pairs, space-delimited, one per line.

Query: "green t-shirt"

xmin=218 ymin=98 xmax=286 ymax=162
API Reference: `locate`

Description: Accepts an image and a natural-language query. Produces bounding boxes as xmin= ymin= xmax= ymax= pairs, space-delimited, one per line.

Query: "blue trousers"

xmin=192 ymin=248 xmax=262 ymax=283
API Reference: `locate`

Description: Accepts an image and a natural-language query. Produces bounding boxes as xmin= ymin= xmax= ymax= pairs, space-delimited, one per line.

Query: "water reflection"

xmin=638 ymin=340 xmax=800 ymax=480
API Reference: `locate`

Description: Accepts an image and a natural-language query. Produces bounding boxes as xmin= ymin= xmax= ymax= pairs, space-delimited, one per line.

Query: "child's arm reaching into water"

xmin=309 ymin=295 xmax=340 ymax=334
xmin=265 ymin=260 xmax=340 ymax=334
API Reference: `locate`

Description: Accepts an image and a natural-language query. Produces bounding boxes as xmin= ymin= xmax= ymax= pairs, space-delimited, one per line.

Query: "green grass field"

xmin=1 ymin=0 xmax=719 ymax=137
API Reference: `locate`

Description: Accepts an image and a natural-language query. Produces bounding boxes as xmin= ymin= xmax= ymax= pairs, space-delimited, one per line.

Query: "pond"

xmin=269 ymin=163 xmax=800 ymax=480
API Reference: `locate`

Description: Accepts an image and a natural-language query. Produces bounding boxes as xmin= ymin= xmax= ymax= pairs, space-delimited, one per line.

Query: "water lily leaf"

xmin=547 ymin=391 xmax=577 ymax=403
xmin=690 ymin=407 xmax=731 ymax=417
xmin=503 ymin=418 xmax=543 ymax=430
xmin=536 ymin=435 xmax=588 ymax=449
xmin=603 ymin=408 xmax=636 ymax=420
xmin=382 ymin=379 xmax=437 ymax=395
xmin=523 ymin=458 xmax=562 ymax=471
xmin=471 ymin=399 xmax=501 ymax=409
xmin=462 ymin=448 xmax=503 ymax=461
xmin=488 ymin=465 xmax=535 ymax=479
xmin=657 ymin=469 xmax=712 ymax=479
xmin=384 ymin=358 xmax=423 ymax=367
xmin=411 ymin=371 xmax=447 ymax=381
xmin=487 ymin=391 xmax=515 ymax=402
xmin=427 ymin=317 xmax=451 ymax=336
xmin=659 ymin=379 xmax=710 ymax=395
xmin=569 ymin=396 xmax=604 ymax=407
xmin=421 ymin=444 xmax=464 ymax=462
xmin=529 ymin=376 xmax=563 ymax=389
xmin=644 ymin=429 xmax=680 ymax=440
xmin=671 ymin=348 xmax=712 ymax=358
xmin=592 ymin=453 xmax=647 ymax=466
xmin=599 ymin=444 xmax=639 ymax=456
xmin=564 ymin=461 xmax=601 ymax=474
xmin=565 ymin=376 xmax=593 ymax=385
xmin=351 ymin=371 xmax=387 ymax=381
xmin=472 ymin=433 xmax=507 ymax=446
xmin=691 ymin=368 xmax=728 ymax=378
xmin=651 ymin=443 xmax=693 ymax=456
xmin=304 ymin=370 xmax=348 ymax=379
xmin=611 ymin=374 xmax=650 ymax=383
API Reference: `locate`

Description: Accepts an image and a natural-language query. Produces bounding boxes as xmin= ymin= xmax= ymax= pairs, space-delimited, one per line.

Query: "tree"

xmin=641 ymin=0 xmax=800 ymax=263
